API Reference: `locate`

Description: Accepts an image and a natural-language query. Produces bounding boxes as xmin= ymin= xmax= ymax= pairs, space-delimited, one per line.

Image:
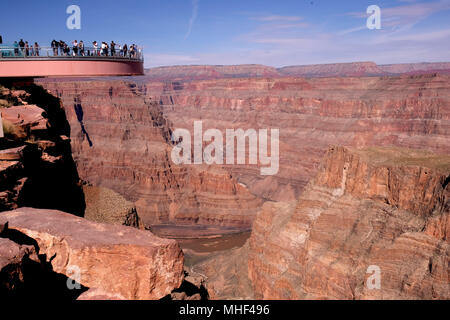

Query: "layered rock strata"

xmin=41 ymin=81 xmax=263 ymax=231
xmin=144 ymin=74 xmax=450 ymax=203
xmin=247 ymin=146 xmax=449 ymax=299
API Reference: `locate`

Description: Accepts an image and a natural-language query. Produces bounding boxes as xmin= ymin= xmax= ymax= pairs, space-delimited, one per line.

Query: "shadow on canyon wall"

xmin=74 ymin=96 xmax=93 ymax=148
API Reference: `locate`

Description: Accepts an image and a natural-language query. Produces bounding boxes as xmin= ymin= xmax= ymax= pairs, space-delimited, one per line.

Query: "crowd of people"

xmin=51 ymin=40 xmax=140 ymax=58
xmin=0 ymin=36 xmax=141 ymax=59
xmin=9 ymin=39 xmax=41 ymax=57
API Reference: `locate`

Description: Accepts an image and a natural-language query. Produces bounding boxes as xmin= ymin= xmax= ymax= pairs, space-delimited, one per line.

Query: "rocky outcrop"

xmin=0 ymin=83 xmax=85 ymax=216
xmin=0 ymin=237 xmax=40 ymax=298
xmin=195 ymin=243 xmax=255 ymax=300
xmin=1 ymin=224 xmax=85 ymax=300
xmin=247 ymin=146 xmax=449 ymax=300
xmin=0 ymin=208 xmax=185 ymax=300
xmin=83 ymin=185 xmax=143 ymax=228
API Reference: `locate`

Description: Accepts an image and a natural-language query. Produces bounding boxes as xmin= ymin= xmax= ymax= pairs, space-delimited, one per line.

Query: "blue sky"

xmin=1 ymin=0 xmax=449 ymax=67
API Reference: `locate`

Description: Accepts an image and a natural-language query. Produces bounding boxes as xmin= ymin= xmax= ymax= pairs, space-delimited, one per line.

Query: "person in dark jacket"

xmin=34 ymin=42 xmax=40 ymax=56
xmin=19 ymin=39 xmax=25 ymax=55
xmin=51 ymin=40 xmax=58 ymax=56
xmin=110 ymin=41 xmax=116 ymax=56
xmin=123 ymin=44 xmax=128 ymax=57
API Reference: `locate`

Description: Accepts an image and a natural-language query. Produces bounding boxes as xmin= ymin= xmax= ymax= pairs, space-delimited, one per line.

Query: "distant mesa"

xmin=143 ymin=61 xmax=450 ymax=81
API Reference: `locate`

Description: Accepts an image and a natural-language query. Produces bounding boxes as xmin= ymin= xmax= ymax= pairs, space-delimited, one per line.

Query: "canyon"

xmin=1 ymin=61 xmax=449 ymax=299
xmin=197 ymin=146 xmax=449 ymax=299
xmin=41 ymin=71 xmax=450 ymax=232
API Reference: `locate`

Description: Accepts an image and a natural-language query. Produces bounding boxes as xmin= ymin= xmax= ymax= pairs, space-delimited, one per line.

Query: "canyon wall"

xmin=198 ymin=146 xmax=449 ymax=300
xmin=247 ymin=146 xmax=449 ymax=299
xmin=41 ymin=73 xmax=450 ymax=232
xmin=144 ymin=74 xmax=450 ymax=203
xmin=41 ymin=81 xmax=263 ymax=231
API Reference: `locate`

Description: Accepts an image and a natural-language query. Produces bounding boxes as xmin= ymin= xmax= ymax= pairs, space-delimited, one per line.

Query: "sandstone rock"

xmin=41 ymin=81 xmax=263 ymax=232
xmin=1 ymin=105 xmax=48 ymax=133
xmin=0 ymin=146 xmax=27 ymax=161
xmin=0 ymin=237 xmax=40 ymax=297
xmin=247 ymin=146 xmax=449 ymax=300
xmin=0 ymin=208 xmax=185 ymax=300
xmin=0 ymin=84 xmax=85 ymax=216
xmin=77 ymin=288 xmax=125 ymax=300
xmin=195 ymin=243 xmax=255 ymax=300
xmin=0 ymin=238 xmax=36 ymax=270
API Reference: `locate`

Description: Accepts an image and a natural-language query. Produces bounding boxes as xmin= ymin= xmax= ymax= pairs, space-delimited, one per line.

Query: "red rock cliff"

xmin=247 ymin=146 xmax=449 ymax=300
xmin=41 ymin=81 xmax=263 ymax=232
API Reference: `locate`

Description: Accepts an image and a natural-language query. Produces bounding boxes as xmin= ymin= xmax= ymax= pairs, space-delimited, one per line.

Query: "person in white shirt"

xmin=101 ymin=42 xmax=106 ymax=56
xmin=93 ymin=41 xmax=98 ymax=56
xmin=72 ymin=40 xmax=78 ymax=56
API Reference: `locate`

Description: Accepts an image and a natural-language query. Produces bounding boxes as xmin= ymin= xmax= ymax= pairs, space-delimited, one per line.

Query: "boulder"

xmin=0 ymin=208 xmax=185 ymax=300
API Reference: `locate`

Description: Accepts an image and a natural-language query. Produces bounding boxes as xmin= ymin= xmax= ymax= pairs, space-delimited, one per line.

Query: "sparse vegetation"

xmin=2 ymin=119 xmax=16 ymax=136
xmin=0 ymin=99 xmax=10 ymax=108
xmin=1 ymin=119 xmax=25 ymax=140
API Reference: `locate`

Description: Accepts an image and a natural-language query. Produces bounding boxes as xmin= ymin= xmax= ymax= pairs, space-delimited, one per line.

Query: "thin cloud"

xmin=254 ymin=15 xmax=302 ymax=22
xmin=185 ymin=0 xmax=199 ymax=40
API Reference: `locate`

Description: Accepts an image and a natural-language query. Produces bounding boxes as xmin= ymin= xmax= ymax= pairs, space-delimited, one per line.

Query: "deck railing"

xmin=0 ymin=45 xmax=144 ymax=61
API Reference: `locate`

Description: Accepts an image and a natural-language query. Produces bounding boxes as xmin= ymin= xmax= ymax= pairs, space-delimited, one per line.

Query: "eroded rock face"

xmin=143 ymin=74 xmax=450 ymax=203
xmin=0 ymin=208 xmax=185 ymax=300
xmin=41 ymin=81 xmax=263 ymax=232
xmin=1 ymin=105 xmax=48 ymax=134
xmin=0 ymin=84 xmax=85 ymax=216
xmin=40 ymin=73 xmax=450 ymax=234
xmin=0 ymin=238 xmax=38 ymax=297
xmin=247 ymin=146 xmax=449 ymax=300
